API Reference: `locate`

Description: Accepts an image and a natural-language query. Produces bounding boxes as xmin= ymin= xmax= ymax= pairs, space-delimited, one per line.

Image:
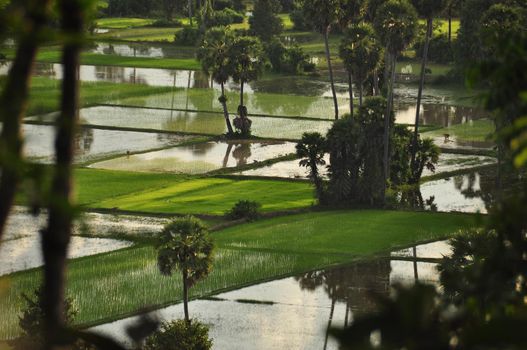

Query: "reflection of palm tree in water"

xmin=400 ymin=187 xmax=437 ymax=211
xmin=74 ymin=127 xmax=94 ymax=156
xmin=222 ymin=142 xmax=252 ymax=167
xmin=295 ymin=261 xmax=391 ymax=349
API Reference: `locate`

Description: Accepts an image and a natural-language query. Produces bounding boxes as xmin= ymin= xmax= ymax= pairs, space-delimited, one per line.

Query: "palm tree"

xmin=339 ymin=23 xmax=383 ymax=115
xmin=302 ymin=0 xmax=342 ymax=120
xmin=156 ymin=216 xmax=214 ymax=323
xmin=229 ymin=35 xmax=264 ymax=109
xmin=373 ymin=0 xmax=417 ymax=200
xmin=296 ymin=132 xmax=327 ymax=203
xmin=410 ymin=0 xmax=446 ymax=175
xmin=197 ymin=27 xmax=235 ymax=134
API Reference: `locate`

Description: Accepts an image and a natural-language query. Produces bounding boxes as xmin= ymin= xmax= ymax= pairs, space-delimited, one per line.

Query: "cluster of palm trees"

xmin=197 ymin=27 xmax=264 ymax=135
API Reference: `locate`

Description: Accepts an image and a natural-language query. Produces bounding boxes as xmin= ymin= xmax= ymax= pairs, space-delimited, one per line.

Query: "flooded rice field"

xmin=88 ymin=42 xmax=196 ymax=59
xmin=91 ymin=240 xmax=448 ymax=349
xmin=30 ymin=106 xmax=334 ymax=139
xmin=0 ymin=205 xmax=169 ymax=275
xmin=90 ymin=140 xmax=296 ymax=174
xmin=0 ymin=236 xmax=132 ymax=276
xmin=17 ymin=124 xmax=193 ymax=163
xmin=236 ymin=153 xmax=495 ymax=180
xmin=3 ymin=206 xmax=166 ymax=242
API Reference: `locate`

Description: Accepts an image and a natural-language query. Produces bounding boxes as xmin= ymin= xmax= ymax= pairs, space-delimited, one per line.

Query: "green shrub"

xmin=265 ymin=39 xmax=312 ymax=74
xmin=225 ymin=200 xmax=261 ymax=221
xmin=175 ymin=27 xmax=201 ymax=46
xmin=144 ymin=319 xmax=212 ymax=350
xmin=290 ymin=7 xmax=310 ymax=30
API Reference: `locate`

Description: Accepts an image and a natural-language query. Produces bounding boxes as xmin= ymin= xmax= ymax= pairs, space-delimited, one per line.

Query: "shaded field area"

xmin=0 ymin=210 xmax=478 ymax=339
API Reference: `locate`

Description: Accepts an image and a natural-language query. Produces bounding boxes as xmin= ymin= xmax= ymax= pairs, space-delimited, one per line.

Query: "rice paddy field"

xmin=0 ymin=210 xmax=478 ymax=339
xmin=0 ymin=11 xmax=497 ymax=347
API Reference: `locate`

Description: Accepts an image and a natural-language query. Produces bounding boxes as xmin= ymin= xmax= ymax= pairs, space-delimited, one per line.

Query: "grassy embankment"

xmin=2 ymin=47 xmax=200 ymax=70
xmin=0 ymin=209 xmax=479 ymax=339
xmin=0 ymin=76 xmax=174 ymax=115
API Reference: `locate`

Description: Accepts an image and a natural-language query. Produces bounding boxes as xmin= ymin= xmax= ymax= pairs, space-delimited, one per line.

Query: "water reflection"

xmin=396 ymin=103 xmax=488 ymax=127
xmin=91 ymin=243 xmax=444 ymax=350
xmin=89 ymin=140 xmax=295 ymax=174
xmin=17 ymin=124 xmax=191 ymax=164
xmin=88 ymin=42 xmax=196 ymax=59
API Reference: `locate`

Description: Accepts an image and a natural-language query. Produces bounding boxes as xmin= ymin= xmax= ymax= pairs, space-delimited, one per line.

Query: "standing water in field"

xmin=91 ymin=241 xmax=448 ymax=349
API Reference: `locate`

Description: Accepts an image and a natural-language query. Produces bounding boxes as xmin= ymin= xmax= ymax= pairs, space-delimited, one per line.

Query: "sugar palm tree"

xmin=198 ymin=27 xmax=235 ymax=134
xmin=339 ymin=23 xmax=383 ymax=115
xmin=410 ymin=0 xmax=447 ymax=173
xmin=156 ymin=216 xmax=214 ymax=323
xmin=373 ymin=0 xmax=417 ymax=200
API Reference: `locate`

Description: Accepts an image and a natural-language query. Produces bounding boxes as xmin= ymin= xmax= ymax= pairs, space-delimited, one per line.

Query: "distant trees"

xmin=249 ymin=0 xmax=283 ymax=42
xmin=156 ymin=216 xmax=214 ymax=323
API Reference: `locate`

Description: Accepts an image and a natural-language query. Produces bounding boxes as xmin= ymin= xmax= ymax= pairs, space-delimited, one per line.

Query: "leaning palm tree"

xmin=197 ymin=27 xmax=235 ymax=134
xmin=373 ymin=0 xmax=417 ymax=200
xmin=156 ymin=216 xmax=214 ymax=323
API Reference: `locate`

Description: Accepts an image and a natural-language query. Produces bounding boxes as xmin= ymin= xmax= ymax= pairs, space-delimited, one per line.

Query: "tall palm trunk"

xmin=448 ymin=6 xmax=452 ymax=44
xmin=240 ymin=81 xmax=244 ymax=107
xmin=410 ymin=18 xmax=433 ymax=181
xmin=358 ymin=73 xmax=364 ymax=109
xmin=373 ymin=69 xmax=380 ymax=96
xmin=323 ymin=27 xmax=339 ymax=120
xmin=42 ymin=0 xmax=83 ymax=347
xmin=188 ymin=0 xmax=193 ymax=26
xmin=183 ymin=270 xmax=190 ymax=323
xmin=382 ymin=54 xmax=397 ymax=201
xmin=220 ymin=82 xmax=234 ymax=134
xmin=0 ymin=0 xmax=51 ymax=240
xmin=348 ymin=72 xmax=354 ymax=116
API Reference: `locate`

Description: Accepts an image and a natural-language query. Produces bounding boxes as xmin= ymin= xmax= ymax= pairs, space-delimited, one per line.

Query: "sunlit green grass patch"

xmin=215 ymin=210 xmax=478 ymax=255
xmin=95 ymin=17 xmax=155 ymax=29
xmin=92 ymin=176 xmax=314 ymax=215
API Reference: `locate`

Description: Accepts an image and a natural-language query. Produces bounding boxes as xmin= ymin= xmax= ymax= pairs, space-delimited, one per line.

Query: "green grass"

xmin=74 ymin=169 xmax=188 ymax=205
xmin=91 ymin=176 xmax=315 ymax=215
xmin=214 ymin=210 xmax=477 ymax=255
xmin=96 ymin=18 xmax=155 ymax=29
xmin=3 ymin=76 xmax=174 ymax=115
xmin=3 ymin=47 xmax=200 ymax=70
xmin=423 ymin=119 xmax=495 ymax=142
xmin=95 ymin=26 xmax=182 ymax=42
xmin=0 ymin=209 xmax=479 ymax=338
